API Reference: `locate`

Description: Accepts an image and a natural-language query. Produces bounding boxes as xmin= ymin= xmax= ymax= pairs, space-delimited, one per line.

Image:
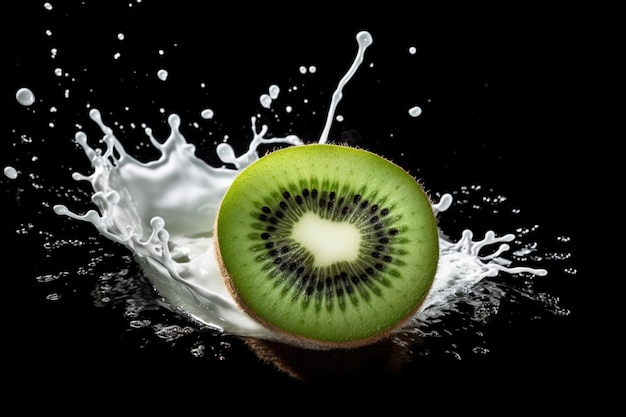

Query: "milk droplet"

xmin=408 ymin=105 xmax=422 ymax=117
xmin=259 ymin=93 xmax=272 ymax=109
xmin=4 ymin=166 xmax=18 ymax=179
xmin=117 ymin=33 xmax=125 ymax=41
xmin=16 ymin=88 xmax=35 ymax=106
xmin=409 ymin=46 xmax=417 ymax=55
xmin=269 ymin=85 xmax=280 ymax=100
xmin=157 ymin=69 xmax=168 ymax=81
xmin=200 ymin=109 xmax=214 ymax=119
xmin=44 ymin=2 xmax=52 ymax=10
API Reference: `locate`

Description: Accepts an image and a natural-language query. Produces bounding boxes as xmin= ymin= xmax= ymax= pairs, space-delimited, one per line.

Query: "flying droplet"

xmin=16 ymin=88 xmax=35 ymax=106
xmin=260 ymin=94 xmax=272 ymax=109
xmin=4 ymin=166 xmax=18 ymax=179
xmin=269 ymin=85 xmax=280 ymax=100
xmin=201 ymin=109 xmax=214 ymax=119
xmin=408 ymin=105 xmax=422 ymax=117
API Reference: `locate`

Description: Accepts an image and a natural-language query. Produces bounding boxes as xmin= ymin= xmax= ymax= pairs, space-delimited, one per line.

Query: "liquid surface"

xmin=3 ymin=2 xmax=578 ymax=381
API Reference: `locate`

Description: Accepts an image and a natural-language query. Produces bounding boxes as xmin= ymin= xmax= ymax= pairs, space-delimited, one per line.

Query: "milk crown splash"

xmin=53 ymin=30 xmax=546 ymax=342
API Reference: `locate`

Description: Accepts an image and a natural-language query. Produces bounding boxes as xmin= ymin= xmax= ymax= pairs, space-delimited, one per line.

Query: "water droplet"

xmin=408 ymin=105 xmax=422 ymax=117
xmin=269 ymin=85 xmax=280 ymax=99
xmin=200 ymin=109 xmax=214 ymax=119
xmin=259 ymin=93 xmax=272 ymax=109
xmin=130 ymin=319 xmax=151 ymax=328
xmin=190 ymin=344 xmax=205 ymax=358
xmin=16 ymin=88 xmax=35 ymax=106
xmin=216 ymin=143 xmax=236 ymax=163
xmin=356 ymin=30 xmax=373 ymax=47
xmin=4 ymin=166 xmax=18 ymax=179
xmin=46 ymin=293 xmax=61 ymax=301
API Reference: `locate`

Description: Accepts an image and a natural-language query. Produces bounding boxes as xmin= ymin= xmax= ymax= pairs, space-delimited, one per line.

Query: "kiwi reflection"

xmin=242 ymin=335 xmax=415 ymax=381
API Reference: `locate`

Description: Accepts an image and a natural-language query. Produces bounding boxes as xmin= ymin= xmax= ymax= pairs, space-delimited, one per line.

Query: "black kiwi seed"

xmin=254 ymin=186 xmax=398 ymax=304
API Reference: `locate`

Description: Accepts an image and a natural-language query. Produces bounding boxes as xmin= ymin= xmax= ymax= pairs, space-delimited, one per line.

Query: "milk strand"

xmin=53 ymin=31 xmax=547 ymax=344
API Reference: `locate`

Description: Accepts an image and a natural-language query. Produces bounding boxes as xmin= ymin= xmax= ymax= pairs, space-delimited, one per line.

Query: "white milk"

xmin=52 ymin=32 xmax=549 ymax=347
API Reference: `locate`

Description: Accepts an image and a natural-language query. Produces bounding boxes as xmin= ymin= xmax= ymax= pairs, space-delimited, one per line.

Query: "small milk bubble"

xmin=157 ymin=69 xmax=168 ymax=81
xmin=309 ymin=66 xmax=317 ymax=73
xmin=408 ymin=105 xmax=422 ymax=117
xmin=16 ymin=88 xmax=35 ymax=106
xmin=299 ymin=66 xmax=307 ymax=74
xmin=117 ymin=33 xmax=125 ymax=40
xmin=409 ymin=46 xmax=417 ymax=55
xmin=4 ymin=166 xmax=18 ymax=179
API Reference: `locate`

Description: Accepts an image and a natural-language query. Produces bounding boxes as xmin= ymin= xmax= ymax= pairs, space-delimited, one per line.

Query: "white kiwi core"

xmin=291 ymin=212 xmax=361 ymax=267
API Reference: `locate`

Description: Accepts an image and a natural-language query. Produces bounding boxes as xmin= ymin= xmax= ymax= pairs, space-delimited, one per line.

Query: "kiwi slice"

xmin=214 ymin=143 xmax=439 ymax=349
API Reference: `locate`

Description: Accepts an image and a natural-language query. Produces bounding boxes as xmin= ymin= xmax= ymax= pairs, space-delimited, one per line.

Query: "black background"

xmin=1 ymin=0 xmax=614 ymax=405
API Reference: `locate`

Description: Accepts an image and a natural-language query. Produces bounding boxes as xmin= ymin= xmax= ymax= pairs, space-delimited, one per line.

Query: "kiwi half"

xmin=214 ymin=143 xmax=439 ymax=349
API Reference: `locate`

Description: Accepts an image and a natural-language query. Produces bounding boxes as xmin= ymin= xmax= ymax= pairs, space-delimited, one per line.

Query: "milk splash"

xmin=53 ymin=31 xmax=548 ymax=347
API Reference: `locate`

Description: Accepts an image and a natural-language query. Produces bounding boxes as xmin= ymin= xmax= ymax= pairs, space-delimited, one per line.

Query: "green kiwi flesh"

xmin=214 ymin=143 xmax=439 ymax=349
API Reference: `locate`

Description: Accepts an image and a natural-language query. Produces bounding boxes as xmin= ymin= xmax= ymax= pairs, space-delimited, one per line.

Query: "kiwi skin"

xmin=214 ymin=142 xmax=439 ymax=351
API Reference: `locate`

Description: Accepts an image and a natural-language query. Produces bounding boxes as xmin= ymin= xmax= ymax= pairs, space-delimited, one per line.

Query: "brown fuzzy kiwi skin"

xmin=213 ymin=143 xmax=439 ymax=351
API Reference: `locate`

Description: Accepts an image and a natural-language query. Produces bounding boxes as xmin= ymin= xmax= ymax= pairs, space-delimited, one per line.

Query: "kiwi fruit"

xmin=214 ymin=143 xmax=439 ymax=350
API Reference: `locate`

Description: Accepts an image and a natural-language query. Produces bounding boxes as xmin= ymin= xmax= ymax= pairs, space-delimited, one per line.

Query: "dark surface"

xmin=1 ymin=1 xmax=611 ymax=403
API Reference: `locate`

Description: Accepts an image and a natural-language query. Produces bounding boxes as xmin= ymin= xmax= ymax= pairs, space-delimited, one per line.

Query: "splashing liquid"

xmin=53 ymin=31 xmax=549 ymax=349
